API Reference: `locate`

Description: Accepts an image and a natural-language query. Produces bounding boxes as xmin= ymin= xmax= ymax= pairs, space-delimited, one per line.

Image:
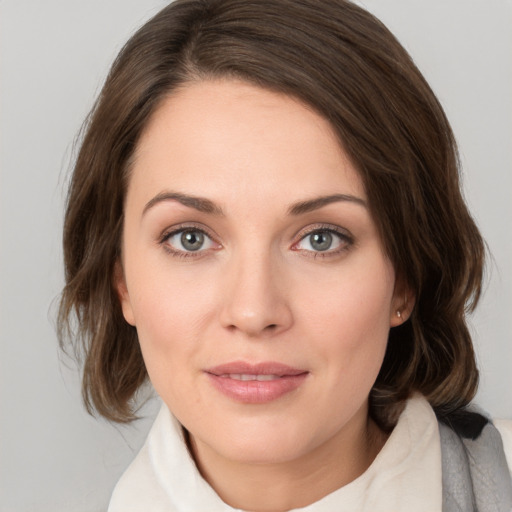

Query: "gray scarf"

xmin=440 ymin=411 xmax=512 ymax=511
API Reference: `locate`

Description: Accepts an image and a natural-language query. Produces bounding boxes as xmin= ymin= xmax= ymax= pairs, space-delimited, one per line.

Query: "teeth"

xmin=226 ymin=374 xmax=280 ymax=381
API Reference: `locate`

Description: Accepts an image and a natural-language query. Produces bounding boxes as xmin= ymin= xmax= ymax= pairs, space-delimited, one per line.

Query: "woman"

xmin=58 ymin=0 xmax=512 ymax=510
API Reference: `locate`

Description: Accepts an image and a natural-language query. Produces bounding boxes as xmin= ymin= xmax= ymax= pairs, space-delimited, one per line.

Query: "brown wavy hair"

xmin=58 ymin=0 xmax=484 ymax=425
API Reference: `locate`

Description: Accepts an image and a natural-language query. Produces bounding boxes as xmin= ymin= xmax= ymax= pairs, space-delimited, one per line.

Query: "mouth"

xmin=204 ymin=361 xmax=309 ymax=403
xmin=219 ymin=374 xmax=284 ymax=381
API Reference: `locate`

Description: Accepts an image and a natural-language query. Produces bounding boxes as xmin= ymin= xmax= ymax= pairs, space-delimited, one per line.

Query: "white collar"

xmin=108 ymin=395 xmax=442 ymax=511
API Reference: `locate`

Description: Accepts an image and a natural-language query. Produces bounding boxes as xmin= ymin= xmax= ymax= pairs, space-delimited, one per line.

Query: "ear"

xmin=389 ymin=278 xmax=415 ymax=327
xmin=113 ymin=260 xmax=136 ymax=326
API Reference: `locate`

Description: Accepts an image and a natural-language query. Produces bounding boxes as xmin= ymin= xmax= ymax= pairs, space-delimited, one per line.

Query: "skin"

xmin=116 ymin=79 xmax=412 ymax=511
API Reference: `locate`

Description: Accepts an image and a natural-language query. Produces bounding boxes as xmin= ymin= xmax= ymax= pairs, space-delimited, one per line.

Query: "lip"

xmin=204 ymin=361 xmax=309 ymax=404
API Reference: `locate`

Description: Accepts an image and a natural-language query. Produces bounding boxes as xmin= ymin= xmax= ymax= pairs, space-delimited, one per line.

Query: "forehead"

xmin=128 ymin=79 xmax=366 ymax=211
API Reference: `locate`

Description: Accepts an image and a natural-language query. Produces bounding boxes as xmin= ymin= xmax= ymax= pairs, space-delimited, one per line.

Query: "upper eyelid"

xmin=159 ymin=222 xmax=217 ymax=242
xmin=294 ymin=223 xmax=352 ymax=241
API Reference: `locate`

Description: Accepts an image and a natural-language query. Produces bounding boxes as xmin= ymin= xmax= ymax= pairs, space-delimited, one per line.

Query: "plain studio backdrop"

xmin=0 ymin=1 xmax=511 ymax=510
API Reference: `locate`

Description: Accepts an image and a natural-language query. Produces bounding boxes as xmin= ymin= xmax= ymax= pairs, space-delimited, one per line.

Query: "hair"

xmin=58 ymin=0 xmax=484 ymax=426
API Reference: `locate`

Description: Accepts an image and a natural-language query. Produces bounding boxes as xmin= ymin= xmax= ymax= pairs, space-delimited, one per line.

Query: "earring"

xmin=396 ymin=310 xmax=402 ymax=319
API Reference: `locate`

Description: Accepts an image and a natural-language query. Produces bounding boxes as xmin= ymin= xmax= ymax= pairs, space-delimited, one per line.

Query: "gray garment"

xmin=440 ymin=419 xmax=512 ymax=512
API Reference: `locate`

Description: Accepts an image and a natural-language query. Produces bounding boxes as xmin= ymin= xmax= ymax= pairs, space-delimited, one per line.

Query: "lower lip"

xmin=206 ymin=373 xmax=308 ymax=404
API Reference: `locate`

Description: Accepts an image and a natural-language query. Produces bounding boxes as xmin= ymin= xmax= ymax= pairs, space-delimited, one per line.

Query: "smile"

xmin=205 ymin=361 xmax=309 ymax=404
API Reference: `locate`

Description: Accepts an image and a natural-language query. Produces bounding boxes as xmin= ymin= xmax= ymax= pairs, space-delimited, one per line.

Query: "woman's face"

xmin=118 ymin=80 xmax=404 ymax=467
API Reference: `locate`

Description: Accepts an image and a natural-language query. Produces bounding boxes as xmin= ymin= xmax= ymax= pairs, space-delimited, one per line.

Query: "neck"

xmin=189 ymin=411 xmax=388 ymax=512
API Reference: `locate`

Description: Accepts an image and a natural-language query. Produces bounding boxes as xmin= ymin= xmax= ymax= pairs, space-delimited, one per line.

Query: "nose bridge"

xmin=219 ymin=243 xmax=292 ymax=337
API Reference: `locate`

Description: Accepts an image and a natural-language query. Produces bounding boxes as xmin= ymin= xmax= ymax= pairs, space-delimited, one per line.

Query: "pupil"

xmin=181 ymin=231 xmax=204 ymax=251
xmin=311 ymin=231 xmax=332 ymax=251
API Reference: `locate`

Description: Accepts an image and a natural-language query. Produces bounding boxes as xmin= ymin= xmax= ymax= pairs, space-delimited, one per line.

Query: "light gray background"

xmin=1 ymin=1 xmax=510 ymax=511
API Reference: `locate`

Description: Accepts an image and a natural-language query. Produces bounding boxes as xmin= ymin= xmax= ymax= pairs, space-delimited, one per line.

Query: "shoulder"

xmin=495 ymin=419 xmax=512 ymax=478
xmin=108 ymin=405 xmax=176 ymax=512
xmin=108 ymin=441 xmax=171 ymax=512
xmin=437 ymin=405 xmax=512 ymax=510
xmin=437 ymin=404 xmax=512 ymax=477
xmin=437 ymin=407 xmax=512 ymax=478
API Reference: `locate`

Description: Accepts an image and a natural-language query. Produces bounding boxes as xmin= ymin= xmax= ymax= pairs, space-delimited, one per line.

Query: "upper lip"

xmin=205 ymin=361 xmax=308 ymax=377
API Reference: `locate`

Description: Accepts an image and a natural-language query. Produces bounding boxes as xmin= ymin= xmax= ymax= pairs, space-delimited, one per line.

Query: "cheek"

xmin=130 ymin=282 xmax=197 ymax=350
xmin=298 ymin=255 xmax=394 ymax=370
xmin=303 ymin=256 xmax=394 ymax=327
xmin=129 ymin=286 xmax=202 ymax=407
xmin=124 ymin=258 xmax=219 ymax=373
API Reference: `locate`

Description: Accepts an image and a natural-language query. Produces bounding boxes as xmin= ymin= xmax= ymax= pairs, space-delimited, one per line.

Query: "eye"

xmin=162 ymin=227 xmax=218 ymax=255
xmin=294 ymin=227 xmax=352 ymax=255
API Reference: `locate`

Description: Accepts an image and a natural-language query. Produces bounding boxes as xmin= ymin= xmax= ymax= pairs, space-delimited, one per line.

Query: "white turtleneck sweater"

xmin=108 ymin=396 xmax=512 ymax=511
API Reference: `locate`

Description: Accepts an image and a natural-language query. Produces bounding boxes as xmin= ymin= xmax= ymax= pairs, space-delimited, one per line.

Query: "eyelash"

xmin=158 ymin=223 xmax=354 ymax=259
xmin=159 ymin=224 xmax=219 ymax=259
xmin=291 ymin=224 xmax=354 ymax=259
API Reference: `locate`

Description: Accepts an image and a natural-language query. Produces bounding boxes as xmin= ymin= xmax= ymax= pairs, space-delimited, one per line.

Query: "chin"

xmin=192 ymin=416 xmax=325 ymax=466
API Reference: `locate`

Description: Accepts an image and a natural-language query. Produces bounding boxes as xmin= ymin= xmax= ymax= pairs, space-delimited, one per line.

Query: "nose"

xmin=219 ymin=249 xmax=293 ymax=338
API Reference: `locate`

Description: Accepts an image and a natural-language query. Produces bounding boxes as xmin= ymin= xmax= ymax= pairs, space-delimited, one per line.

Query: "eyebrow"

xmin=288 ymin=194 xmax=367 ymax=215
xmin=142 ymin=191 xmax=224 ymax=216
xmin=142 ymin=191 xmax=366 ymax=217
